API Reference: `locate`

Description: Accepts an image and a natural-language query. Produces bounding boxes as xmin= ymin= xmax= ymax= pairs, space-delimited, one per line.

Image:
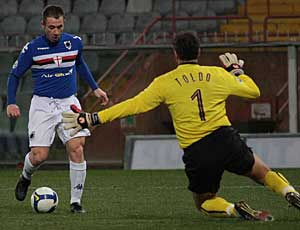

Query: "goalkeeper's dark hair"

xmin=173 ymin=32 xmax=200 ymax=61
xmin=42 ymin=5 xmax=64 ymax=22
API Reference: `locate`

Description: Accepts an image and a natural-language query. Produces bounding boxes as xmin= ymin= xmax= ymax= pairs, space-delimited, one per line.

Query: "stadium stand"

xmin=64 ymin=14 xmax=81 ymax=34
xmin=47 ymin=0 xmax=72 ymax=13
xmin=126 ymin=0 xmax=153 ymax=14
xmin=72 ymin=0 xmax=99 ymax=16
xmin=90 ymin=32 xmax=116 ymax=46
xmin=99 ymin=0 xmax=126 ymax=16
xmin=18 ymin=0 xmax=44 ymax=19
xmin=178 ymin=0 xmax=208 ymax=16
xmin=26 ymin=15 xmax=43 ymax=35
xmin=190 ymin=9 xmax=218 ymax=32
xmin=1 ymin=15 xmax=27 ymax=35
xmin=153 ymin=0 xmax=179 ymax=16
xmin=80 ymin=13 xmax=107 ymax=34
xmin=107 ymin=14 xmax=135 ymax=33
xmin=161 ymin=11 xmax=190 ymax=32
xmin=207 ymin=0 xmax=236 ymax=15
xmin=221 ymin=0 xmax=300 ymax=42
xmin=0 ymin=0 xmax=18 ymax=20
xmin=135 ymin=12 xmax=162 ymax=32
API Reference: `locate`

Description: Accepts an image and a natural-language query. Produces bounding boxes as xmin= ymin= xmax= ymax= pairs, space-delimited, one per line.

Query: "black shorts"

xmin=182 ymin=126 xmax=254 ymax=194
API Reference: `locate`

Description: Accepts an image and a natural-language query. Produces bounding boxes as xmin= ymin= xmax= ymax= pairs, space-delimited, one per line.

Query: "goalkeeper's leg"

xmin=246 ymin=153 xmax=300 ymax=209
xmin=195 ymin=193 xmax=273 ymax=221
xmin=194 ymin=193 xmax=237 ymax=218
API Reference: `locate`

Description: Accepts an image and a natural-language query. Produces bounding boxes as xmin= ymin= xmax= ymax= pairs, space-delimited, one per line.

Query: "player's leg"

xmin=246 ymin=153 xmax=300 ymax=209
xmin=66 ymin=136 xmax=87 ymax=213
xmin=15 ymin=95 xmax=56 ymax=201
xmin=58 ymin=96 xmax=90 ymax=213
xmin=193 ymin=192 xmax=237 ymax=218
xmin=15 ymin=147 xmax=50 ymax=201
xmin=217 ymin=127 xmax=274 ymax=220
xmin=183 ymin=127 xmax=255 ymax=219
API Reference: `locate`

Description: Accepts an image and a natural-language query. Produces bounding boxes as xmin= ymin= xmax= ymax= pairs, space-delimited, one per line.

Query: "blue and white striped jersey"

xmin=7 ymin=33 xmax=98 ymax=104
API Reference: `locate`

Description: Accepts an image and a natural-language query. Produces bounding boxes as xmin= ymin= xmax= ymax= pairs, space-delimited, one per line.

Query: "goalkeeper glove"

xmin=62 ymin=104 xmax=100 ymax=136
xmin=219 ymin=52 xmax=244 ymax=76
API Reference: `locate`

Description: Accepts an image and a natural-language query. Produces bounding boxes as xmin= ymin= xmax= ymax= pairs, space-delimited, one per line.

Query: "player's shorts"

xmin=182 ymin=126 xmax=254 ymax=194
xmin=28 ymin=95 xmax=90 ymax=147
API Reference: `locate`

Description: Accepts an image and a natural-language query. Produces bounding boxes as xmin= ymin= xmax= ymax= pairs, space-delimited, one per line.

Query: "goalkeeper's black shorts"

xmin=182 ymin=126 xmax=254 ymax=194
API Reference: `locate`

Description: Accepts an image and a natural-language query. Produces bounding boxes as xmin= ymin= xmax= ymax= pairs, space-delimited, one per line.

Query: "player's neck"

xmin=178 ymin=59 xmax=198 ymax=65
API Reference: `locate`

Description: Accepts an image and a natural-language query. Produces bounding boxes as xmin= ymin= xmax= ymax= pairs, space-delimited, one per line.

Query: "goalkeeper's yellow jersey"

xmin=98 ymin=63 xmax=260 ymax=149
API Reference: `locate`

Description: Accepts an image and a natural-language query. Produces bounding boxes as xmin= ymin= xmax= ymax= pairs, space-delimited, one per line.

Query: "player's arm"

xmin=7 ymin=42 xmax=33 ymax=118
xmin=76 ymin=43 xmax=109 ymax=105
xmin=62 ymin=79 xmax=163 ymax=136
xmin=219 ymin=52 xmax=260 ymax=99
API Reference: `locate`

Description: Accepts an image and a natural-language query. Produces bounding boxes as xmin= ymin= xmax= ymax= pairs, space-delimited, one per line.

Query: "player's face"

xmin=42 ymin=16 xmax=64 ymax=43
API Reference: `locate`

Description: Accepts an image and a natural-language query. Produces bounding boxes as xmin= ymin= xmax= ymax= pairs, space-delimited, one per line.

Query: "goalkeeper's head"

xmin=173 ymin=32 xmax=200 ymax=62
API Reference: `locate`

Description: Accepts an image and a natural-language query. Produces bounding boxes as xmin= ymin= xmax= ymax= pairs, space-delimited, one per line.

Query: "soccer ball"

xmin=31 ymin=187 xmax=58 ymax=213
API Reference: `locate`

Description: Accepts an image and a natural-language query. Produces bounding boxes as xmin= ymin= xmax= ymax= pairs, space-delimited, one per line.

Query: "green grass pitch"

xmin=0 ymin=168 xmax=299 ymax=230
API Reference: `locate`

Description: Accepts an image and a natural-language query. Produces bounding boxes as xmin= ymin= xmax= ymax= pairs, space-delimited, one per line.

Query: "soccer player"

xmin=62 ymin=32 xmax=300 ymax=220
xmin=6 ymin=5 xmax=109 ymax=213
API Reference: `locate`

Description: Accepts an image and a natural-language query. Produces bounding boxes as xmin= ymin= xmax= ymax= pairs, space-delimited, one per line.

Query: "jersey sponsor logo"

xmin=41 ymin=69 xmax=73 ymax=78
xmin=41 ymin=73 xmax=53 ymax=78
xmin=64 ymin=40 xmax=72 ymax=50
xmin=37 ymin=47 xmax=50 ymax=50
xmin=54 ymin=68 xmax=73 ymax=77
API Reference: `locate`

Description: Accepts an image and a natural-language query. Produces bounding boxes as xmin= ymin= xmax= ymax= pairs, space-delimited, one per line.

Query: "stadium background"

xmin=0 ymin=0 xmax=299 ymax=169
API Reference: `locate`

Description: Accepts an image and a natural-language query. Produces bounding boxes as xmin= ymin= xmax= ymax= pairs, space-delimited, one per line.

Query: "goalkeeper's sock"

xmin=200 ymin=197 xmax=237 ymax=218
xmin=264 ymin=171 xmax=296 ymax=196
xmin=70 ymin=160 xmax=86 ymax=204
xmin=22 ymin=152 xmax=39 ymax=180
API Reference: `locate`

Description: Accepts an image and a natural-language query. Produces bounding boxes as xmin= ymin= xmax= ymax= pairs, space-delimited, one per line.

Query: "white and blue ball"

xmin=30 ymin=187 xmax=58 ymax=213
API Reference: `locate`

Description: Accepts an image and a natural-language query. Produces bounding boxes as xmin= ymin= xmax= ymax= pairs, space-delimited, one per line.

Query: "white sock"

xmin=70 ymin=161 xmax=86 ymax=204
xmin=22 ymin=152 xmax=39 ymax=180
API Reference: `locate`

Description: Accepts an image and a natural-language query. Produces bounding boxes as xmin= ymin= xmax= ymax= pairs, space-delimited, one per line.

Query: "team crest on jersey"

xmin=53 ymin=56 xmax=63 ymax=66
xmin=64 ymin=40 xmax=72 ymax=50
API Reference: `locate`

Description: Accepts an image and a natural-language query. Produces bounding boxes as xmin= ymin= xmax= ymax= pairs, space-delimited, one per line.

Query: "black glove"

xmin=62 ymin=104 xmax=100 ymax=136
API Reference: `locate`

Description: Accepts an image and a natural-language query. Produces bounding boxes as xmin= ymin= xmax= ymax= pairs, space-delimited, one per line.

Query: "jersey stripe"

xmin=33 ymin=50 xmax=78 ymax=61
xmin=32 ymin=61 xmax=75 ymax=69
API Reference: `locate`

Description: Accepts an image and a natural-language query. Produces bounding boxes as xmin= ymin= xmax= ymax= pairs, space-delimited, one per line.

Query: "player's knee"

xmin=30 ymin=149 xmax=48 ymax=166
xmin=68 ymin=144 xmax=84 ymax=162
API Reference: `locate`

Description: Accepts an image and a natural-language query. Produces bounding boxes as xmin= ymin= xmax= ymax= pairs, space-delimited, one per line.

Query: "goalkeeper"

xmin=63 ymin=32 xmax=300 ymax=221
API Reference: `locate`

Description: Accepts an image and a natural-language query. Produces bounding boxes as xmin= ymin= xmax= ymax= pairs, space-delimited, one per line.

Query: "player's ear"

xmin=41 ymin=20 xmax=45 ymax=29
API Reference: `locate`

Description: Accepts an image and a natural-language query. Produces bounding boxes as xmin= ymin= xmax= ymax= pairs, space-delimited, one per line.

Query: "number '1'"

xmin=191 ymin=89 xmax=206 ymax=121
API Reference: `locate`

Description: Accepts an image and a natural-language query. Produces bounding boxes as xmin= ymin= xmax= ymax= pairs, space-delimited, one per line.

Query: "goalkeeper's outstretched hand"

xmin=219 ymin=52 xmax=244 ymax=76
xmin=62 ymin=104 xmax=100 ymax=136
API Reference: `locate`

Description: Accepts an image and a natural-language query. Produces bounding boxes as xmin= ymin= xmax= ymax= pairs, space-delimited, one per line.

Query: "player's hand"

xmin=6 ymin=104 xmax=21 ymax=118
xmin=219 ymin=52 xmax=244 ymax=76
xmin=62 ymin=105 xmax=101 ymax=136
xmin=94 ymin=88 xmax=109 ymax=106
